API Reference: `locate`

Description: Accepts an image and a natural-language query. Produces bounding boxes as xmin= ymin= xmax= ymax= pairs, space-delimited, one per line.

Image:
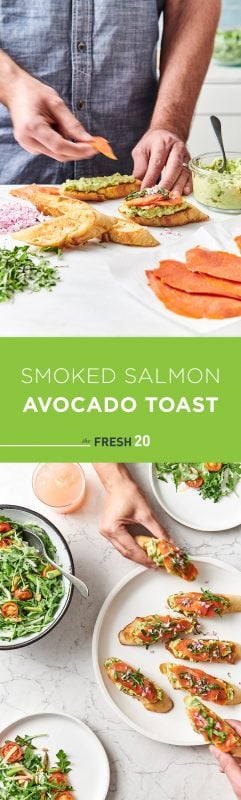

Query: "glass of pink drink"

xmin=32 ymin=463 xmax=86 ymax=514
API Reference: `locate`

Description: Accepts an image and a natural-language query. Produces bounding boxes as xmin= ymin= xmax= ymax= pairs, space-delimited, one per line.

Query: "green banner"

xmin=0 ymin=336 xmax=239 ymax=461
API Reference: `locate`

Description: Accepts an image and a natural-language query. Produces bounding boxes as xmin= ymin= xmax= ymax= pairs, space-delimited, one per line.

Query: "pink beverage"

xmin=32 ymin=463 xmax=86 ymax=514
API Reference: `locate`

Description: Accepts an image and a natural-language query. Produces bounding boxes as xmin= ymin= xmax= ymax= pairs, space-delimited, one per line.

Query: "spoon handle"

xmin=210 ymin=115 xmax=227 ymax=171
xmin=47 ymin=556 xmax=89 ymax=599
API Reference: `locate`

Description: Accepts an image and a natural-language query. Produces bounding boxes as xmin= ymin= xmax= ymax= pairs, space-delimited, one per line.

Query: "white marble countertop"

xmin=1 ymin=186 xmax=241 ymax=338
xmin=0 ymin=462 xmax=240 ymax=799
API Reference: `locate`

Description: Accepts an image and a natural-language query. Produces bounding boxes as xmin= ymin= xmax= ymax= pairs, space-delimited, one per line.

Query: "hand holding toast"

xmin=210 ymin=721 xmax=241 ymax=798
xmin=94 ymin=463 xmax=170 ymax=568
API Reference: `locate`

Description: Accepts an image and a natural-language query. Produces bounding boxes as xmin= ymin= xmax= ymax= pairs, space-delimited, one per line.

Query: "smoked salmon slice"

xmin=125 ymin=193 xmax=183 ymax=208
xmin=146 ymin=274 xmax=241 ymax=318
xmin=90 ymin=136 xmax=117 ymax=160
xmin=186 ymin=247 xmax=241 ymax=282
xmin=147 ymin=260 xmax=241 ymax=300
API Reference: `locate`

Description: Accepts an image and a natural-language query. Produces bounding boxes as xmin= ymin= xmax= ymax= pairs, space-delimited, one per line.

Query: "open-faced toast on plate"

xmin=167 ymin=590 xmax=241 ymax=617
xmin=118 ymin=613 xmax=198 ymax=646
xmin=160 ymin=663 xmax=241 ymax=705
xmin=104 ymin=657 xmax=173 ymax=713
xmin=166 ymin=638 xmax=241 ymax=664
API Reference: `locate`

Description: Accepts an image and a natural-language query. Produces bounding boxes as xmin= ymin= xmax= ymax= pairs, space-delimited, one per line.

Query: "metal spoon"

xmin=210 ymin=115 xmax=227 ymax=173
xmin=22 ymin=527 xmax=89 ymax=599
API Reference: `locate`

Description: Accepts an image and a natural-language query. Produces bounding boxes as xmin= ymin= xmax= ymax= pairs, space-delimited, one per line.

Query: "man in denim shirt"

xmin=0 ymin=1 xmax=220 ymax=188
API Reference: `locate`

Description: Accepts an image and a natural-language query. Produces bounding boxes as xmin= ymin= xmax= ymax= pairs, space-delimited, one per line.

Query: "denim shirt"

xmin=0 ymin=0 xmax=164 ymax=183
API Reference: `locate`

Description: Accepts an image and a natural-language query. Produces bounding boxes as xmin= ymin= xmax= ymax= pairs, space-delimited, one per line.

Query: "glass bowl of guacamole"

xmin=213 ymin=29 xmax=241 ymax=66
xmin=190 ymin=152 xmax=241 ymax=213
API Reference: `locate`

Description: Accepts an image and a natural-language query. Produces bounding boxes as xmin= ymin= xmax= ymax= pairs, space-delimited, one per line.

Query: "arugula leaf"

xmin=41 ymin=246 xmax=62 ymax=256
xmin=55 ymin=749 xmax=71 ymax=774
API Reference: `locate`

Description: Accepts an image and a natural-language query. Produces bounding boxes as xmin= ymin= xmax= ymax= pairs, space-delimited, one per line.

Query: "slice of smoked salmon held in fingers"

xmin=90 ymin=136 xmax=117 ymax=160
xmin=146 ymin=275 xmax=241 ymax=319
xmin=235 ymin=235 xmax=241 ymax=254
xmin=186 ymin=247 xmax=241 ymax=282
xmin=153 ymin=260 xmax=241 ymax=300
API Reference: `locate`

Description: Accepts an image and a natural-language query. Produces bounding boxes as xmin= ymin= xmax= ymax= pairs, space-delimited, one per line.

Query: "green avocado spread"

xmin=192 ymin=158 xmax=241 ymax=211
xmin=62 ymin=173 xmax=135 ymax=193
xmin=123 ymin=202 xmax=187 ymax=219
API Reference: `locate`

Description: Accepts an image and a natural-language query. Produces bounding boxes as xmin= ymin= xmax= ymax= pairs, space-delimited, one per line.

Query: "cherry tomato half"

xmin=1 ymin=602 xmax=19 ymax=618
xmin=186 ymin=477 xmax=204 ymax=489
xmin=56 ymin=793 xmax=74 ymax=800
xmin=0 ymin=523 xmax=12 ymax=533
xmin=13 ymin=588 xmax=33 ymax=601
xmin=49 ymin=772 xmax=68 ymax=789
xmin=0 ymin=742 xmax=23 ymax=763
xmin=0 ymin=538 xmax=12 ymax=548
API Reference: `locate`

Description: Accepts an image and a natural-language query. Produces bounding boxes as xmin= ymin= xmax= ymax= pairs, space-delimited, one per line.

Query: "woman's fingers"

xmin=100 ymin=525 xmax=157 ymax=568
xmin=137 ymin=511 xmax=170 ymax=542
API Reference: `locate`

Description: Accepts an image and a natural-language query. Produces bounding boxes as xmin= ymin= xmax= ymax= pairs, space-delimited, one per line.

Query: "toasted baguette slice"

xmin=12 ymin=204 xmax=115 ymax=248
xmin=12 ymin=217 xmax=78 ymax=248
xmin=166 ymin=637 xmax=241 ymax=664
xmin=185 ymin=695 xmax=241 ymax=755
xmin=167 ymin=591 xmax=241 ymax=617
xmin=119 ymin=202 xmax=209 ymax=226
xmin=104 ymin=218 xmax=159 ymax=247
xmin=160 ymin=663 xmax=241 ymax=705
xmin=119 ymin=614 xmax=198 ymax=646
xmin=61 ymin=178 xmax=141 ymax=203
xmin=12 ymin=215 xmax=95 ymax=248
xmin=11 ymin=184 xmax=59 ymax=199
xmin=104 ymin=657 xmax=173 ymax=713
xmin=135 ymin=535 xmax=198 ymax=582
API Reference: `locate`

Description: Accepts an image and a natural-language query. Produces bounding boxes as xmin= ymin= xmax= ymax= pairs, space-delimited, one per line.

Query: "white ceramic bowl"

xmin=0 ymin=504 xmax=74 ymax=650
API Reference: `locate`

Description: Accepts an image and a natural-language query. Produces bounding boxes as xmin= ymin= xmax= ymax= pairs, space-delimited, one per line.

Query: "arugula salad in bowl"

xmin=0 ymin=506 xmax=73 ymax=649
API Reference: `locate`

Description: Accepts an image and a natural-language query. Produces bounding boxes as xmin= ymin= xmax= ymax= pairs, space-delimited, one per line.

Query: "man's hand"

xmin=132 ymin=128 xmax=192 ymax=194
xmin=210 ymin=721 xmax=241 ymax=799
xmin=8 ymin=72 xmax=96 ymax=162
xmin=93 ymin=463 xmax=170 ymax=568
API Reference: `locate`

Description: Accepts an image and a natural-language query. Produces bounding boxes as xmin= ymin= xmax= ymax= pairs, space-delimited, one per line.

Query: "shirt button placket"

xmin=72 ymin=0 xmax=91 ymax=176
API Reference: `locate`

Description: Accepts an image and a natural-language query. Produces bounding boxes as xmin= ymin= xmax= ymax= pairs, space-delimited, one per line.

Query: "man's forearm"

xmin=151 ymin=0 xmax=221 ymax=139
xmin=0 ymin=50 xmax=24 ymax=107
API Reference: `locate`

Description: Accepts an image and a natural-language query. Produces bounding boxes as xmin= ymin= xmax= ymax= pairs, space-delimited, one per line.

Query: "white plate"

xmin=150 ymin=464 xmax=241 ymax=532
xmin=0 ymin=711 xmax=110 ymax=800
xmin=108 ymin=221 xmax=241 ymax=334
xmin=93 ymin=558 xmax=241 ymax=746
xmin=0 ymin=505 xmax=74 ymax=649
